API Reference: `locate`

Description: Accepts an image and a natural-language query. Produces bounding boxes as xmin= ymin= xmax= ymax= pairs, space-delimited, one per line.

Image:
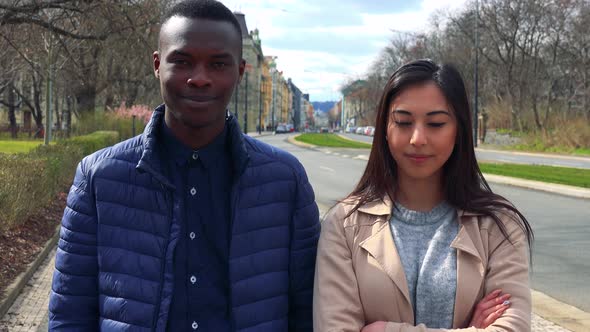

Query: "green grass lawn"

xmin=508 ymin=144 xmax=590 ymax=157
xmin=295 ymin=133 xmax=372 ymax=149
xmin=0 ymin=140 xmax=44 ymax=154
xmin=296 ymin=133 xmax=588 ymax=188
xmin=479 ymin=162 xmax=590 ymax=188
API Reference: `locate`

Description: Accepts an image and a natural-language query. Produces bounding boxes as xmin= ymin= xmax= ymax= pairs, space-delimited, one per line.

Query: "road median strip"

xmin=291 ymin=133 xmax=590 ymax=199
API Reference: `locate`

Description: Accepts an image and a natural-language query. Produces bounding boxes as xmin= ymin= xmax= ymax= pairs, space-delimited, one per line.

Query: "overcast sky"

xmin=221 ymin=0 xmax=469 ymax=102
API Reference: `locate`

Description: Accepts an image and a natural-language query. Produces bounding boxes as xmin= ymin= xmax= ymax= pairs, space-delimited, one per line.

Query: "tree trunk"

xmin=7 ymin=83 xmax=18 ymax=139
xmin=54 ymin=89 xmax=61 ymax=134
xmin=76 ymin=87 xmax=97 ymax=114
xmin=65 ymin=95 xmax=72 ymax=138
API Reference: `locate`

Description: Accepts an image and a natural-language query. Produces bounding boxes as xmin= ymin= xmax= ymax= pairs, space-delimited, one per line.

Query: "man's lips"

xmin=181 ymin=95 xmax=217 ymax=102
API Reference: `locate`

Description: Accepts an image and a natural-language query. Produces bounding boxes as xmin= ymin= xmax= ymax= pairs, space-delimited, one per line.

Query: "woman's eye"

xmin=429 ymin=122 xmax=446 ymax=128
xmin=394 ymin=121 xmax=412 ymax=127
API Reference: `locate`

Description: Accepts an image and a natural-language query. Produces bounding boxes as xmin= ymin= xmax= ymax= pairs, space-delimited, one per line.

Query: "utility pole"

xmin=234 ymin=83 xmax=239 ymax=122
xmin=259 ymin=78 xmax=263 ymax=134
xmin=244 ymin=72 xmax=249 ymax=134
xmin=271 ymin=75 xmax=276 ymax=131
xmin=473 ymin=0 xmax=479 ymax=147
xmin=44 ymin=40 xmax=53 ymax=145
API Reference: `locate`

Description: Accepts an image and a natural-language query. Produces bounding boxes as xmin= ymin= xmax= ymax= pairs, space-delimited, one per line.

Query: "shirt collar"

xmin=161 ymin=120 xmax=228 ymax=169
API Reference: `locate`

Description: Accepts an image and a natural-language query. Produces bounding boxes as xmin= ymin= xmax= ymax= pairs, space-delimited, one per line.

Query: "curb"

xmin=336 ymin=133 xmax=372 ymax=145
xmin=532 ymin=290 xmax=590 ymax=332
xmin=287 ymin=135 xmax=317 ymax=149
xmin=0 ymin=225 xmax=60 ymax=320
xmin=482 ymin=174 xmax=590 ymax=199
xmin=247 ymin=132 xmax=275 ymax=138
xmin=476 ymin=147 xmax=590 ymax=162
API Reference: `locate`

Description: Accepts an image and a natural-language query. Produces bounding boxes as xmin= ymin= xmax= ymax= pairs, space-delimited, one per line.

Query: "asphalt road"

xmin=258 ymin=133 xmax=590 ymax=312
xmin=340 ymin=133 xmax=590 ymax=169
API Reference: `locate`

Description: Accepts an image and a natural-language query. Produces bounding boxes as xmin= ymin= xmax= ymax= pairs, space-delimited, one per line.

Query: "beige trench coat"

xmin=313 ymin=197 xmax=531 ymax=332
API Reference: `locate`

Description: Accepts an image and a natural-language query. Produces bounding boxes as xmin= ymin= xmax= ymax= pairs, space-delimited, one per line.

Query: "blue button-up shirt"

xmin=162 ymin=121 xmax=232 ymax=331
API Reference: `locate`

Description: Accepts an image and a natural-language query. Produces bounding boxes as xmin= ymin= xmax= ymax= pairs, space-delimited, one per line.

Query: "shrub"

xmin=72 ymin=103 xmax=152 ymax=140
xmin=0 ymin=131 xmax=119 ymax=231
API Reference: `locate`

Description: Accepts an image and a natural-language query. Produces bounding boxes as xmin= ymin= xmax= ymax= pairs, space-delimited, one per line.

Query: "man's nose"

xmin=187 ymin=66 xmax=212 ymax=87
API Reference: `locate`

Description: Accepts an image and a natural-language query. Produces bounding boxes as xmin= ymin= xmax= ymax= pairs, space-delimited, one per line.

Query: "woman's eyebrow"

xmin=426 ymin=110 xmax=450 ymax=116
xmin=392 ymin=109 xmax=411 ymax=115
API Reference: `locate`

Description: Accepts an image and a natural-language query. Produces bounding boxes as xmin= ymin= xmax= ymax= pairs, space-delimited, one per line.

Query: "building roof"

xmin=233 ymin=12 xmax=250 ymax=39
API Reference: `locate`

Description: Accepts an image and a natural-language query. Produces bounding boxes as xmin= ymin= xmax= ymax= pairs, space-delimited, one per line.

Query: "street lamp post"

xmin=244 ymin=71 xmax=249 ymax=134
xmin=259 ymin=77 xmax=264 ymax=134
xmin=234 ymin=82 xmax=239 ymax=121
xmin=473 ymin=0 xmax=480 ymax=147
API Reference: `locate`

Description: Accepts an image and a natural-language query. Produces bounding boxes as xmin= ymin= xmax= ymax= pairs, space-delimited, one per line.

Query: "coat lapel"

xmin=358 ymin=198 xmax=414 ymax=322
xmin=451 ymin=212 xmax=485 ymax=328
xmin=360 ymin=222 xmax=413 ymax=314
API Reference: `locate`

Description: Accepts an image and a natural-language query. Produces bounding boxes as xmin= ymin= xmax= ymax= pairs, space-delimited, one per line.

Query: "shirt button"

xmin=190 ymin=187 xmax=197 ymax=196
xmin=189 ymin=232 xmax=196 ymax=240
xmin=191 ymin=321 xmax=198 ymax=330
xmin=190 ymin=275 xmax=197 ymax=284
xmin=192 ymin=152 xmax=198 ymax=160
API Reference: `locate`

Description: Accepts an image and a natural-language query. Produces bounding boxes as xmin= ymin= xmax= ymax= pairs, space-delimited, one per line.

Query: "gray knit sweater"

xmin=389 ymin=201 xmax=459 ymax=328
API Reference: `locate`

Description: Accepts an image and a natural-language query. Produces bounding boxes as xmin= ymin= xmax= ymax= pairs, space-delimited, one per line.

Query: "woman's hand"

xmin=360 ymin=290 xmax=510 ymax=331
xmin=469 ymin=289 xmax=512 ymax=328
xmin=361 ymin=321 xmax=387 ymax=332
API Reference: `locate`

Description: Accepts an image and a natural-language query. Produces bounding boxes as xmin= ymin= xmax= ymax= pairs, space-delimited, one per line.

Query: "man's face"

xmin=154 ymin=17 xmax=245 ymax=130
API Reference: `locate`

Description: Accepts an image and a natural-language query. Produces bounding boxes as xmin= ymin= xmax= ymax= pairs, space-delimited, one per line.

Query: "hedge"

xmin=0 ymin=131 xmax=119 ymax=231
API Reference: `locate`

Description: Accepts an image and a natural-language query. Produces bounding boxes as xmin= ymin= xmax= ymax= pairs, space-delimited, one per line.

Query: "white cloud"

xmin=221 ymin=0 xmax=468 ymax=101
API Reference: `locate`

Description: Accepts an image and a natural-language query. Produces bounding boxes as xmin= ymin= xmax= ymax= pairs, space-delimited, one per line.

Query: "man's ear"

xmin=237 ymin=59 xmax=246 ymax=83
xmin=153 ymin=51 xmax=161 ymax=79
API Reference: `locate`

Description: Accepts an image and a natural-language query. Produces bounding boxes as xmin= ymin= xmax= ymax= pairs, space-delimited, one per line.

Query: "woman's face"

xmin=386 ymin=82 xmax=458 ymax=184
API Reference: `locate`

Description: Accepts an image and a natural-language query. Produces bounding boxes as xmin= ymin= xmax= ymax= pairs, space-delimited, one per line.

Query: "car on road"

xmin=275 ymin=124 xmax=288 ymax=134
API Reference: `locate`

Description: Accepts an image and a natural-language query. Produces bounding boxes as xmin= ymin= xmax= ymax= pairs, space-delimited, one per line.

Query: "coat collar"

xmin=359 ymin=221 xmax=414 ymax=323
xmin=356 ymin=196 xmax=486 ymax=328
xmin=136 ymin=105 xmax=249 ymax=189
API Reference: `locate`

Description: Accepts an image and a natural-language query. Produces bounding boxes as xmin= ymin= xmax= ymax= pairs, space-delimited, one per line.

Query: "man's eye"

xmin=212 ymin=62 xmax=227 ymax=69
xmin=394 ymin=121 xmax=411 ymax=127
xmin=172 ymin=59 xmax=189 ymax=65
xmin=429 ymin=122 xmax=446 ymax=128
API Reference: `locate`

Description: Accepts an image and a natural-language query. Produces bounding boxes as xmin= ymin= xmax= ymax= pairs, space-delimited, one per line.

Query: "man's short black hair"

xmin=161 ymin=0 xmax=243 ymax=54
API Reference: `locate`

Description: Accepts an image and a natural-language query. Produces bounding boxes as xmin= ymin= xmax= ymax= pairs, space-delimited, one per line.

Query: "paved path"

xmin=0 ymin=250 xmax=53 ymax=332
xmin=0 ymin=246 xmax=575 ymax=331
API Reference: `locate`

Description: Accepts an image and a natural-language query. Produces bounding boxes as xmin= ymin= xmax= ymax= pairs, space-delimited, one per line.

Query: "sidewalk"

xmin=0 ymin=250 xmax=53 ymax=332
xmin=0 ymin=246 xmax=576 ymax=332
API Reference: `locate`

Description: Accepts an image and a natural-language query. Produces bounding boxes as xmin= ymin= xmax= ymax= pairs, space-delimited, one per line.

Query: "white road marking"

xmin=320 ymin=166 xmax=335 ymax=172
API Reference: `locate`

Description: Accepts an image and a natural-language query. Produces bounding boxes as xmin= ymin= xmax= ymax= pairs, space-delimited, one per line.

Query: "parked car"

xmin=364 ymin=126 xmax=375 ymax=136
xmin=355 ymin=126 xmax=365 ymax=135
xmin=275 ymin=124 xmax=288 ymax=133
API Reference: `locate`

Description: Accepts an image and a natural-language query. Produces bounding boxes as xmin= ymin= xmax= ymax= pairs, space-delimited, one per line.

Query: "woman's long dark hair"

xmin=347 ymin=59 xmax=533 ymax=248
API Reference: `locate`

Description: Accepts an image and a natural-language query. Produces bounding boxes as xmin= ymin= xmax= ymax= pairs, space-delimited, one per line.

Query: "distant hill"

xmin=311 ymin=101 xmax=336 ymax=113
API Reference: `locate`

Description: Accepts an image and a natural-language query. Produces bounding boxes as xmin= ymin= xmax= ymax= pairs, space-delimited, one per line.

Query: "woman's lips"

xmin=405 ymin=154 xmax=432 ymax=163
